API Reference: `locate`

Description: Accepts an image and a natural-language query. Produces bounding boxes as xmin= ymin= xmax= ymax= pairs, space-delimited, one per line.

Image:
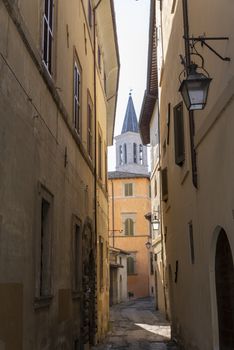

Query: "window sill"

xmin=34 ymin=295 xmax=53 ymax=309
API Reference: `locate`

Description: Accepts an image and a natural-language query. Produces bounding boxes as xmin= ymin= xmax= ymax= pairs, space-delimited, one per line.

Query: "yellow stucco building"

xmin=108 ymin=95 xmax=152 ymax=299
xmin=0 ymin=0 xmax=119 ymax=348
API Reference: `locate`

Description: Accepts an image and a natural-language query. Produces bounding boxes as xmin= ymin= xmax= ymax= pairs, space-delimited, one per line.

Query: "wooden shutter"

xmin=174 ymin=102 xmax=185 ymax=166
xmin=161 ymin=167 xmax=168 ymax=202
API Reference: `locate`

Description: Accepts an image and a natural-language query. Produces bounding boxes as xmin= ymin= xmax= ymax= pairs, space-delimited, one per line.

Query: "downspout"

xmin=93 ymin=0 xmax=103 ymax=344
xmin=182 ymin=0 xmax=198 ymax=188
xmin=111 ymin=179 xmax=115 ymax=247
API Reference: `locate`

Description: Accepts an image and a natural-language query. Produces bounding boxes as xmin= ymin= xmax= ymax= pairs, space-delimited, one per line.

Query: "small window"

xmin=98 ymin=46 xmax=101 ymax=71
xmin=139 ymin=144 xmax=143 ymax=165
xmin=188 ymin=221 xmax=195 ymax=264
xmin=124 ymin=143 xmax=127 ymax=164
xmin=40 ymin=198 xmax=52 ymax=296
xmin=87 ymin=96 xmax=93 ymax=158
xmin=154 ymin=178 xmax=157 ymax=197
xmin=124 ymin=183 xmax=133 ymax=197
xmin=125 ymin=218 xmax=134 ymax=236
xmin=133 ymin=143 xmax=137 ymax=163
xmin=174 ymin=102 xmax=185 ymax=166
xmin=104 ymin=72 xmax=107 ymax=94
xmin=36 ymin=185 xmax=53 ymax=300
xmin=99 ymin=236 xmax=104 ymax=290
xmin=43 ymin=0 xmax=54 ymax=74
xmin=150 ymin=252 xmax=154 ymax=275
xmin=88 ymin=0 xmax=92 ymax=28
xmin=74 ymin=61 xmax=81 ymax=134
xmin=98 ymin=131 xmax=102 ymax=179
xmin=105 ymin=147 xmax=108 ymax=192
xmin=127 ymin=256 xmax=135 ymax=275
xmin=119 ymin=145 xmax=123 ymax=165
xmin=161 ymin=167 xmax=168 ymax=202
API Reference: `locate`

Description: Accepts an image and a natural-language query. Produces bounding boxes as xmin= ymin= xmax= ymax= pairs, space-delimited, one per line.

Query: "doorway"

xmin=215 ymin=229 xmax=234 ymax=349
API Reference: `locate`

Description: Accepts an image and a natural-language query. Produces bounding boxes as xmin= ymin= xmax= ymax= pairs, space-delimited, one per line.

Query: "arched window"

xmin=139 ymin=144 xmax=143 ymax=164
xmin=133 ymin=143 xmax=137 ymax=163
xmin=124 ymin=143 xmax=127 ymax=164
xmin=127 ymin=256 xmax=135 ymax=275
xmin=125 ymin=218 xmax=134 ymax=236
xmin=119 ymin=145 xmax=123 ymax=165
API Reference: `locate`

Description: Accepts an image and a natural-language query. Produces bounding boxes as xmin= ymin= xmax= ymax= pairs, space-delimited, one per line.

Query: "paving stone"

xmin=92 ymin=298 xmax=173 ymax=350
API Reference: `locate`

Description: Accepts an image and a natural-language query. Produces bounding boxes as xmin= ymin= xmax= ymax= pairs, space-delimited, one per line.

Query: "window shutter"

xmin=174 ymin=102 xmax=185 ymax=166
xmin=161 ymin=167 xmax=168 ymax=202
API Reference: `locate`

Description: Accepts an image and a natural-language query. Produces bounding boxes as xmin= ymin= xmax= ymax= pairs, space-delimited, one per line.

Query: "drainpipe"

xmin=93 ymin=0 xmax=103 ymax=345
xmin=182 ymin=0 xmax=198 ymax=188
xmin=111 ymin=179 xmax=115 ymax=247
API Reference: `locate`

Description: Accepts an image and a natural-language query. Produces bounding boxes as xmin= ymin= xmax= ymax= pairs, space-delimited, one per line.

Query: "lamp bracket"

xmin=184 ymin=36 xmax=231 ymax=61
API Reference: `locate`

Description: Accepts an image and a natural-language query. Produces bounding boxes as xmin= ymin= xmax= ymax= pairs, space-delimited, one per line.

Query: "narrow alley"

xmin=93 ymin=298 xmax=178 ymax=350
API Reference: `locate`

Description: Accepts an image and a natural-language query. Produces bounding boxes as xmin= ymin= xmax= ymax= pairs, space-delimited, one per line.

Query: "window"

xmin=73 ymin=223 xmax=82 ymax=292
xmin=174 ymin=102 xmax=185 ymax=166
xmin=98 ymin=45 xmax=101 ymax=71
xmin=125 ymin=218 xmax=134 ymax=236
xmin=40 ymin=198 xmax=52 ymax=296
xmin=88 ymin=0 xmax=92 ymax=28
xmin=133 ymin=143 xmax=137 ymax=163
xmin=74 ymin=60 xmax=81 ymax=134
xmin=124 ymin=143 xmax=127 ymax=164
xmin=127 ymin=255 xmax=136 ymax=275
xmin=161 ymin=167 xmax=168 ymax=201
xmin=124 ymin=183 xmax=133 ymax=197
xmin=99 ymin=236 xmax=104 ymax=290
xmin=36 ymin=185 xmax=53 ymax=301
xmin=154 ymin=178 xmax=157 ymax=197
xmin=87 ymin=94 xmax=93 ymax=158
xmin=104 ymin=72 xmax=107 ymax=95
xmin=139 ymin=144 xmax=143 ymax=164
xmin=150 ymin=252 xmax=154 ymax=275
xmin=43 ymin=0 xmax=54 ymax=74
xmin=105 ymin=147 xmax=108 ymax=192
xmin=188 ymin=221 xmax=195 ymax=264
xmin=98 ymin=130 xmax=102 ymax=179
xmin=119 ymin=145 xmax=123 ymax=165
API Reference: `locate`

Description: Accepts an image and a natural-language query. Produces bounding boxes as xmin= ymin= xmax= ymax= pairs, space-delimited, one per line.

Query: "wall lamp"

xmin=179 ymin=31 xmax=230 ymax=110
xmin=145 ymin=240 xmax=151 ymax=250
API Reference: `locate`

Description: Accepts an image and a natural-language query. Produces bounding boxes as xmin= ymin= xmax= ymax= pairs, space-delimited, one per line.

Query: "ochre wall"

xmin=108 ymin=176 xmax=151 ymax=298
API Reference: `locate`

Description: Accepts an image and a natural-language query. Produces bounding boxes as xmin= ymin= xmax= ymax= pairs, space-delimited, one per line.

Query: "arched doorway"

xmin=215 ymin=229 xmax=234 ymax=349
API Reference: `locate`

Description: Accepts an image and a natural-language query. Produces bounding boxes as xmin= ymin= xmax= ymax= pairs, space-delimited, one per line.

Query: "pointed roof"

xmin=121 ymin=93 xmax=139 ymax=134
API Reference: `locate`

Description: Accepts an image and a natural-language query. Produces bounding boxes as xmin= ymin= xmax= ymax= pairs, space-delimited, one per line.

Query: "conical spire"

xmin=121 ymin=93 xmax=139 ymax=134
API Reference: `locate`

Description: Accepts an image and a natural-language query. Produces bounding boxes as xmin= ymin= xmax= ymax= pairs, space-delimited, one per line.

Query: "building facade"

xmin=139 ymin=0 xmax=166 ymax=315
xmin=0 ymin=0 xmax=119 ymax=349
xmin=108 ymin=95 xmax=152 ymax=299
xmin=149 ymin=0 xmax=234 ymax=349
xmin=109 ymin=247 xmax=128 ymax=305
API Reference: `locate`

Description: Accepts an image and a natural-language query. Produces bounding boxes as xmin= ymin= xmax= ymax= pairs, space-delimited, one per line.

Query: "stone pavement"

xmin=93 ymin=297 xmax=178 ymax=350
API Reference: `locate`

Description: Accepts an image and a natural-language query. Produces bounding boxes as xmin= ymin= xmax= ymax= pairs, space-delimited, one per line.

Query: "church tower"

xmin=115 ymin=93 xmax=148 ymax=175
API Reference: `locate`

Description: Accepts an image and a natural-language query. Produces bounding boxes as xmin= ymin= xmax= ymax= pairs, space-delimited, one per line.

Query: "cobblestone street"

xmin=93 ymin=298 xmax=178 ymax=350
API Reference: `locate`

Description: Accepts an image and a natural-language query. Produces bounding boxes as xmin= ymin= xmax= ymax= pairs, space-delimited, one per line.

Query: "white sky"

xmin=108 ymin=0 xmax=150 ymax=171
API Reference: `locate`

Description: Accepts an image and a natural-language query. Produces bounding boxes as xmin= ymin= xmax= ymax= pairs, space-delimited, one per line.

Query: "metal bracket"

xmin=184 ymin=36 xmax=231 ymax=61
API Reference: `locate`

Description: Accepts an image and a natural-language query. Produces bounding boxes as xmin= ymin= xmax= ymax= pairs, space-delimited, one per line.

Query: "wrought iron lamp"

xmin=145 ymin=240 xmax=151 ymax=250
xmin=179 ymin=36 xmax=230 ymax=111
xmin=179 ymin=63 xmax=212 ymax=111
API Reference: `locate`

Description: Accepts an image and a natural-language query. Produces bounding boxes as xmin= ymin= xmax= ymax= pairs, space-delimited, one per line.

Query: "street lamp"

xmin=179 ymin=63 xmax=212 ymax=111
xmin=145 ymin=240 xmax=151 ymax=250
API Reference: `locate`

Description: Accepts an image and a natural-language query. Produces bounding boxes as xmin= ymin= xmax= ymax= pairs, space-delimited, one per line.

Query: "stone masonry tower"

xmin=115 ymin=93 xmax=148 ymax=175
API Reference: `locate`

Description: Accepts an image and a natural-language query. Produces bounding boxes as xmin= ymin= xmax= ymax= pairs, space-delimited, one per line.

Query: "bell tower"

xmin=115 ymin=93 xmax=148 ymax=175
